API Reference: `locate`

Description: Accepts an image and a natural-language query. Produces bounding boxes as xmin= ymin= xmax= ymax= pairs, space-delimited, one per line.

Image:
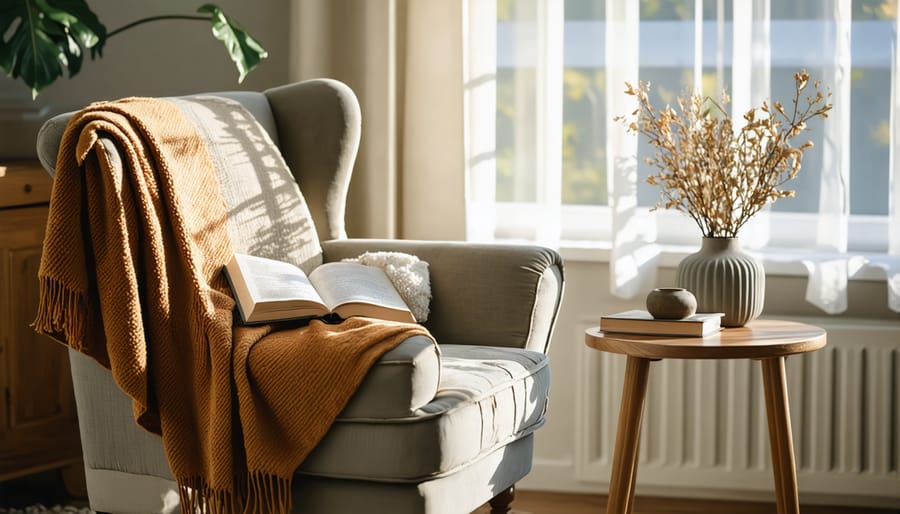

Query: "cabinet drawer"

xmin=0 ymin=161 xmax=52 ymax=208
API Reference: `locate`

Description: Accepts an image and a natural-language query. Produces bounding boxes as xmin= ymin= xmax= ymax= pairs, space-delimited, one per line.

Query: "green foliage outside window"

xmin=562 ymin=68 xmax=607 ymax=205
xmin=495 ymin=0 xmax=895 ymax=214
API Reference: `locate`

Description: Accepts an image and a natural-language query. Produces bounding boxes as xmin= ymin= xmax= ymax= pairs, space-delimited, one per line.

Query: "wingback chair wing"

xmin=35 ymin=79 xmax=564 ymax=514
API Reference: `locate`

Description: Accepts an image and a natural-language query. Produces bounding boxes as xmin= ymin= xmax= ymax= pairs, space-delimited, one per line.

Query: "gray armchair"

xmin=35 ymin=79 xmax=564 ymax=514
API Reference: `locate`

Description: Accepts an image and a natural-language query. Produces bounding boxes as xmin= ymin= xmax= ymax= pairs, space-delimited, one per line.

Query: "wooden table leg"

xmin=761 ymin=363 xmax=787 ymax=514
xmin=606 ymin=356 xmax=652 ymax=514
xmin=761 ymin=357 xmax=800 ymax=514
xmin=623 ymin=435 xmax=641 ymax=514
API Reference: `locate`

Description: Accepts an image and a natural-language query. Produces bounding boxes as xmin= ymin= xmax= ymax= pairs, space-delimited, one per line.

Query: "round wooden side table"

xmin=584 ymin=319 xmax=826 ymax=514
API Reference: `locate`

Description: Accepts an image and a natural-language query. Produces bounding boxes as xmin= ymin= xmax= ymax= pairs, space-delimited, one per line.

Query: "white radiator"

xmin=574 ymin=317 xmax=900 ymax=508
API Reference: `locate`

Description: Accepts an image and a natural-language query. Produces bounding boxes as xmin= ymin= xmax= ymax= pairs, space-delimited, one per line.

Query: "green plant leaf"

xmin=37 ymin=0 xmax=105 ymax=51
xmin=197 ymin=4 xmax=267 ymax=83
xmin=0 ymin=0 xmax=106 ymax=98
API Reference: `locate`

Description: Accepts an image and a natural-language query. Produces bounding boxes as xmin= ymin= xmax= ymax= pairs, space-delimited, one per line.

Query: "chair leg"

xmin=488 ymin=485 xmax=515 ymax=514
xmin=60 ymin=461 xmax=88 ymax=499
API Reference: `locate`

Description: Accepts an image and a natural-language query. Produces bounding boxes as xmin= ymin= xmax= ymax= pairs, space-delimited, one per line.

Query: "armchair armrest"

xmin=322 ymin=239 xmax=565 ymax=353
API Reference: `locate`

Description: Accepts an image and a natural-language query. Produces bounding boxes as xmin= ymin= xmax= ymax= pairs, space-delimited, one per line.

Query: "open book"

xmin=224 ymin=253 xmax=416 ymax=324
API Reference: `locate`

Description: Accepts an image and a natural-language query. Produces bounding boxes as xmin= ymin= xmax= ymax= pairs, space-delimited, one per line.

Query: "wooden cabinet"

xmin=0 ymin=161 xmax=83 ymax=488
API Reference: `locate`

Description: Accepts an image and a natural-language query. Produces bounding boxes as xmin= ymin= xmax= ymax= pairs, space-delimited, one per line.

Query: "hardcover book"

xmin=599 ymin=310 xmax=724 ymax=337
xmin=224 ymin=253 xmax=415 ymax=325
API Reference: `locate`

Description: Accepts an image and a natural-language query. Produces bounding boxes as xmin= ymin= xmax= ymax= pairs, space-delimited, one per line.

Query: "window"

xmin=470 ymin=0 xmax=900 ymax=312
xmin=483 ymin=0 xmax=896 ymax=253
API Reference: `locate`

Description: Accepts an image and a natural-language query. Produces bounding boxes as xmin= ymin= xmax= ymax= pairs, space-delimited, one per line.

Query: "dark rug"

xmin=0 ymin=471 xmax=90 ymax=514
xmin=0 ymin=506 xmax=92 ymax=514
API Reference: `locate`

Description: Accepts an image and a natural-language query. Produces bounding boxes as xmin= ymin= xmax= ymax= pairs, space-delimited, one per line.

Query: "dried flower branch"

xmin=615 ymin=71 xmax=832 ymax=238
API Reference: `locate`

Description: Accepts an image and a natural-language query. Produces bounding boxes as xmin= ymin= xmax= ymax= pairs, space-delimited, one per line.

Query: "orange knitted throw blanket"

xmin=32 ymin=97 xmax=433 ymax=513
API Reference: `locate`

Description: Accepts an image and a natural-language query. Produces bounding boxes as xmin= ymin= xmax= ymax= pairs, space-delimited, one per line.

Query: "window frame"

xmin=490 ymin=4 xmax=895 ymax=264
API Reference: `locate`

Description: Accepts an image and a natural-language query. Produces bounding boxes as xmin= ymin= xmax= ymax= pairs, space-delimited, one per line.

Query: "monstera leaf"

xmin=197 ymin=4 xmax=267 ymax=83
xmin=0 ymin=1 xmax=267 ymax=98
xmin=0 ymin=0 xmax=106 ymax=98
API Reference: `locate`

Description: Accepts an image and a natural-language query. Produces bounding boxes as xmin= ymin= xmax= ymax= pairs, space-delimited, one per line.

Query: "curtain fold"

xmin=287 ymin=0 xmax=467 ymax=240
xmin=605 ymin=0 xmax=658 ymax=298
xmin=888 ymin=4 xmax=900 ymax=311
xmin=729 ymin=0 xmax=773 ymax=248
xmin=464 ymin=1 xmax=499 ymax=242
xmin=532 ymin=0 xmax=565 ymax=245
xmin=730 ymin=0 xmax=771 ymax=117
xmin=802 ymin=0 xmax=853 ymax=314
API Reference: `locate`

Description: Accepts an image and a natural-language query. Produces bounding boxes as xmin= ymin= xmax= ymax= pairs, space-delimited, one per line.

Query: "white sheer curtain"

xmin=467 ymin=0 xmax=900 ymax=314
xmin=802 ymin=0 xmax=854 ymax=313
xmin=467 ymin=0 xmax=564 ymax=245
xmin=464 ymin=1 xmax=499 ymax=242
xmin=604 ymin=0 xmax=659 ymax=298
xmin=888 ymin=2 xmax=900 ymax=311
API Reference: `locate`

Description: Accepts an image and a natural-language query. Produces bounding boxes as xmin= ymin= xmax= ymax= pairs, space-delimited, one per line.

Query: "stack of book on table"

xmin=599 ymin=310 xmax=724 ymax=337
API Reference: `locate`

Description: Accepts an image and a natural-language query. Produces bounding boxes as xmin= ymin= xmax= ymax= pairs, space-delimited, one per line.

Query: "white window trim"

xmin=559 ymin=244 xmax=896 ymax=282
xmin=494 ymin=201 xmax=899 ymax=281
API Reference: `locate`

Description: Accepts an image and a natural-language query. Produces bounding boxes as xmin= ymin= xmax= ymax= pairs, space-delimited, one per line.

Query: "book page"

xmin=309 ymin=262 xmax=415 ymax=323
xmin=227 ymin=254 xmax=329 ymax=323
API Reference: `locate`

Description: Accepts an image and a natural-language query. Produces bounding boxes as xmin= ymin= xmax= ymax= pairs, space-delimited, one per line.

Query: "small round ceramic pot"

xmin=646 ymin=287 xmax=697 ymax=320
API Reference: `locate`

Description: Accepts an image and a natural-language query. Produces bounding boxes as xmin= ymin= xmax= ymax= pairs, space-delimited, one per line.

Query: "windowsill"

xmin=558 ymin=241 xmax=899 ymax=282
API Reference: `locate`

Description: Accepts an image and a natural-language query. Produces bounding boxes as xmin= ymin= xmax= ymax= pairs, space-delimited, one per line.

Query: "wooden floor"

xmin=473 ymin=490 xmax=900 ymax=514
xmin=2 ymin=472 xmax=897 ymax=513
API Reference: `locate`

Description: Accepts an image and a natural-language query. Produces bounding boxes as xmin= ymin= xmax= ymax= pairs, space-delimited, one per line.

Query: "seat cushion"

xmin=297 ymin=344 xmax=550 ymax=482
xmin=69 ymin=335 xmax=442 ymax=483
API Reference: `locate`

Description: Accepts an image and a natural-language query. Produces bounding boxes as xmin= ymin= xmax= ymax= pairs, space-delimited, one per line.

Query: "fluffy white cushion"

xmin=342 ymin=252 xmax=431 ymax=322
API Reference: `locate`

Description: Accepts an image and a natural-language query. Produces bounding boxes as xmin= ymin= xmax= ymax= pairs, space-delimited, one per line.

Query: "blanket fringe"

xmin=246 ymin=470 xmax=292 ymax=514
xmin=178 ymin=471 xmax=291 ymax=514
xmin=32 ymin=276 xmax=86 ymax=351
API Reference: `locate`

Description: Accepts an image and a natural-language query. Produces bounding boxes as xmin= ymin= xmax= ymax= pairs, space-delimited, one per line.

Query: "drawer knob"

xmin=24 ymin=183 xmax=32 ymax=193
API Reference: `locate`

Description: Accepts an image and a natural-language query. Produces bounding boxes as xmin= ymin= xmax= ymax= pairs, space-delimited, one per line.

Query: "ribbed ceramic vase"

xmin=675 ymin=237 xmax=764 ymax=327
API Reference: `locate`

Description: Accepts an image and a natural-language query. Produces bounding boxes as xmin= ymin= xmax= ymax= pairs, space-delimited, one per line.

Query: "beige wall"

xmin=0 ymin=0 xmax=290 ymax=159
xmin=288 ymin=0 xmax=401 ymax=239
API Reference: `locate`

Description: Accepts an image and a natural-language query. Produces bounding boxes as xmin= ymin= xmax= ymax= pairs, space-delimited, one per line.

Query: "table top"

xmin=585 ymin=319 xmax=826 ymax=360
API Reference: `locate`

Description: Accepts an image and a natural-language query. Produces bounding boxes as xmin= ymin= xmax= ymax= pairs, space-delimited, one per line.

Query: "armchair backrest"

xmin=35 ymin=79 xmax=361 ymax=243
xmin=35 ymin=79 xmax=565 ymax=353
